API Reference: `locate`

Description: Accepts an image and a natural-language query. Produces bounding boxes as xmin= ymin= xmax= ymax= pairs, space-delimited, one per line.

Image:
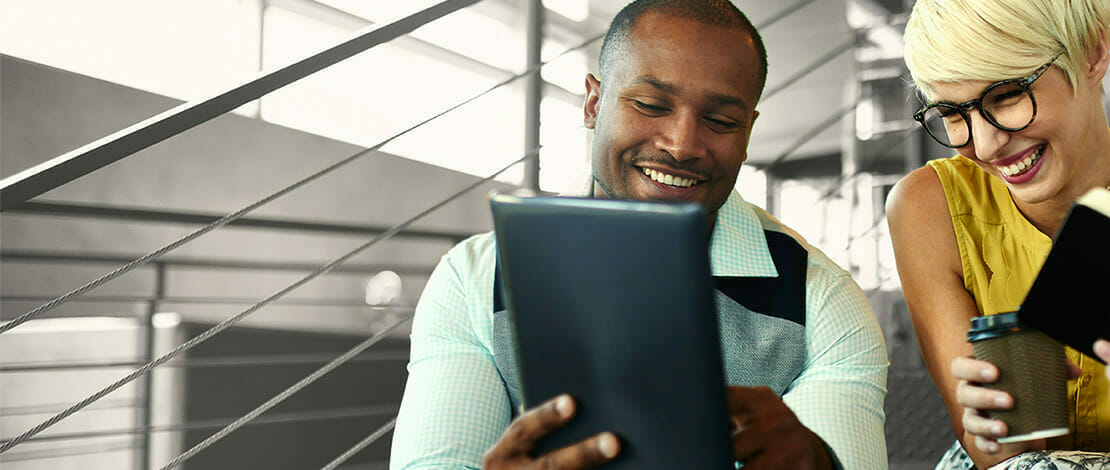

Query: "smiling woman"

xmin=886 ymin=0 xmax=1110 ymax=469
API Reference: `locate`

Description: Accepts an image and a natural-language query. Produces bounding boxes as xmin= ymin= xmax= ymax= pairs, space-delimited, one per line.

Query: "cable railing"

xmin=0 ymin=0 xmax=481 ymax=211
xmin=0 ymin=0 xmax=902 ymax=467
xmin=14 ymin=404 xmax=397 ymax=444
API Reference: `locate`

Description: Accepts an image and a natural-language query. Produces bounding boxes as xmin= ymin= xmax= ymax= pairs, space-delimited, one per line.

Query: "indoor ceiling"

xmin=521 ymin=0 xmax=913 ymax=168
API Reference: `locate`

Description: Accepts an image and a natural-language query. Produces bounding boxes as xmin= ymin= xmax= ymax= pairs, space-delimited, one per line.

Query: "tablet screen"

xmin=491 ymin=194 xmax=733 ymax=469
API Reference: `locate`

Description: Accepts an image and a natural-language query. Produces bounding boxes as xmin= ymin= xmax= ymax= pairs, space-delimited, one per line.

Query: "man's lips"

xmin=637 ymin=165 xmax=706 ymax=188
xmin=640 ymin=166 xmax=704 ymax=188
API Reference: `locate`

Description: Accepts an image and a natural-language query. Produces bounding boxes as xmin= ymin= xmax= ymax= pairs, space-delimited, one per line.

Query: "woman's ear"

xmin=1085 ymin=28 xmax=1110 ymax=88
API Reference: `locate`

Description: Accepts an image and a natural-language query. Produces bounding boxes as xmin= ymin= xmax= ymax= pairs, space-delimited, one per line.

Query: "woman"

xmin=887 ymin=0 xmax=1110 ymax=468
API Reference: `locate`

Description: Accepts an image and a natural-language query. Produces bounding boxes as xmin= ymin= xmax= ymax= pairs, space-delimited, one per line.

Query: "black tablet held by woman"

xmin=490 ymin=194 xmax=734 ymax=469
xmin=1018 ymin=188 xmax=1110 ymax=363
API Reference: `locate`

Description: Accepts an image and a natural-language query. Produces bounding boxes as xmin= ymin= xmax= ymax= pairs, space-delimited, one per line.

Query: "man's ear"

xmin=741 ymin=109 xmax=759 ymax=163
xmin=584 ymin=73 xmax=602 ymax=129
xmin=1086 ymin=28 xmax=1110 ymax=88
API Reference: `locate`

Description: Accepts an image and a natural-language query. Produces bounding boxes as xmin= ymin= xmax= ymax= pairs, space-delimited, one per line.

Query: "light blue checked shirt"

xmin=391 ymin=191 xmax=888 ymax=469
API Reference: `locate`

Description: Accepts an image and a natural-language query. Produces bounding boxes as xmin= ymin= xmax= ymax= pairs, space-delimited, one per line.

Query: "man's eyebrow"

xmin=707 ymin=93 xmax=749 ymax=110
xmin=629 ymin=76 xmax=678 ymax=94
xmin=628 ymin=76 xmax=750 ymax=110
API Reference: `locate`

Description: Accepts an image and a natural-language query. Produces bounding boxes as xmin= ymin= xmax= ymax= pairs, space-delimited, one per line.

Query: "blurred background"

xmin=0 ymin=0 xmax=1058 ymax=468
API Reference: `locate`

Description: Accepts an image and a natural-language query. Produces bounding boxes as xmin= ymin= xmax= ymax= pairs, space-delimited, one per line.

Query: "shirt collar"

xmin=709 ymin=191 xmax=779 ymax=278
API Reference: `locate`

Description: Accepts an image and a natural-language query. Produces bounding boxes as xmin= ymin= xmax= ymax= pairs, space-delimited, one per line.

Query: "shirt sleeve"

xmin=390 ymin=250 xmax=512 ymax=470
xmin=782 ymin=272 xmax=889 ymax=470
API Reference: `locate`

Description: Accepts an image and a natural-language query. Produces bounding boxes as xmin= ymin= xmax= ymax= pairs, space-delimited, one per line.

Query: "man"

xmin=390 ymin=1 xmax=888 ymax=469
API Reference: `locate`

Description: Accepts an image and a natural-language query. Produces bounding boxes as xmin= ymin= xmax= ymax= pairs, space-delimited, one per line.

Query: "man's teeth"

xmin=642 ymin=167 xmax=697 ymax=188
xmin=1000 ymin=146 xmax=1044 ymax=177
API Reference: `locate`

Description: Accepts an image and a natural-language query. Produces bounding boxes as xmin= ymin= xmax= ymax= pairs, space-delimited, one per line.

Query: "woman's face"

xmin=930 ymin=58 xmax=1106 ymax=204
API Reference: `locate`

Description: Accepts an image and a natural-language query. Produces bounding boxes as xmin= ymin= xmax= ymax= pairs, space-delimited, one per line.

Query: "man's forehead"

xmin=608 ymin=13 xmax=760 ymax=106
xmin=626 ymin=11 xmax=751 ymax=49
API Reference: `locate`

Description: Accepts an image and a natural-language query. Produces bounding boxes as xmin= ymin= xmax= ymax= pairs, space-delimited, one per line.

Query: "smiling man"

xmin=585 ymin=5 xmax=761 ymax=227
xmin=390 ymin=1 xmax=888 ymax=469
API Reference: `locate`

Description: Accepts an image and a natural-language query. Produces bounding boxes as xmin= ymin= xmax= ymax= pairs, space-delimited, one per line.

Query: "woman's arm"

xmin=886 ymin=166 xmax=1042 ymax=468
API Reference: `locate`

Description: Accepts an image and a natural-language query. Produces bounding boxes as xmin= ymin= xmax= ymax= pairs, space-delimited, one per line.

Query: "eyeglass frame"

xmin=913 ymin=52 xmax=1063 ymax=149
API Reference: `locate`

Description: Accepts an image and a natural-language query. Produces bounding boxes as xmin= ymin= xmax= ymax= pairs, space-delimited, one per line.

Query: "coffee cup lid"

xmin=967 ymin=311 xmax=1025 ymax=342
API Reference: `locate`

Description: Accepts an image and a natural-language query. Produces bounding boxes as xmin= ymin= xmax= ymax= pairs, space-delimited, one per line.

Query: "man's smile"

xmin=641 ymin=166 xmax=701 ymax=188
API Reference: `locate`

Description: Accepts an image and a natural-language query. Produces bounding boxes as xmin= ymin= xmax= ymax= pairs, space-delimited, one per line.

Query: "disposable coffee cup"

xmin=967 ymin=312 xmax=1069 ymax=443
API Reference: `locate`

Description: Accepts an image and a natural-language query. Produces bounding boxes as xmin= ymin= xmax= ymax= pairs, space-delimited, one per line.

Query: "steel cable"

xmin=757 ymin=0 xmax=818 ymax=30
xmin=0 ymin=349 xmax=409 ymax=373
xmin=158 ymin=315 xmax=410 ymax=469
xmin=0 ymin=0 xmax=830 ymax=336
xmin=762 ymin=99 xmax=863 ymax=172
xmin=0 ymin=0 xmax=874 ymax=460
xmin=320 ymin=418 xmax=397 ymax=470
xmin=19 ymin=404 xmax=396 ymax=444
xmin=762 ymin=38 xmax=856 ymax=101
xmin=0 ymin=24 xmax=601 ymax=336
xmin=0 ymin=149 xmax=529 ymax=454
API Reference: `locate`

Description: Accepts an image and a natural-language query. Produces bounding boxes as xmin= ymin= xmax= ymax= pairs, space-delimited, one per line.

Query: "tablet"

xmin=1018 ymin=188 xmax=1110 ymax=363
xmin=490 ymin=194 xmax=733 ymax=469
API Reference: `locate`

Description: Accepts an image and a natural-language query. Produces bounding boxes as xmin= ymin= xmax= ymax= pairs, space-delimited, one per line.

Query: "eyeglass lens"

xmin=920 ymin=82 xmax=1035 ymax=147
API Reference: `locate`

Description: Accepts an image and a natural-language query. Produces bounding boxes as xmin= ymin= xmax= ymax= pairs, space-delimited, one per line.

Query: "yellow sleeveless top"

xmin=928 ymin=155 xmax=1110 ymax=450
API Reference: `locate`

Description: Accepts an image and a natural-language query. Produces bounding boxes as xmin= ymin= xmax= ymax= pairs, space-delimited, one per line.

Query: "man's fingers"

xmin=730 ymin=424 xmax=765 ymax=463
xmin=962 ymin=406 xmax=1007 ymax=440
xmin=955 ymin=380 xmax=1012 ymax=410
xmin=496 ymin=395 xmax=576 ymax=455
xmin=951 ymin=356 xmax=999 ymax=382
xmin=534 ymin=432 xmax=620 ymax=470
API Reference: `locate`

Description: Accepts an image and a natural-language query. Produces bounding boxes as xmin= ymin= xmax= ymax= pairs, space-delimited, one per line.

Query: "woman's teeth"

xmin=1000 ymin=146 xmax=1044 ymax=177
xmin=643 ymin=167 xmax=697 ymax=188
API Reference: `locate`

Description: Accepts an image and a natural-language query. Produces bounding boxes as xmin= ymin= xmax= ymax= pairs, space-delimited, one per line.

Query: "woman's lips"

xmin=998 ymin=144 xmax=1046 ymax=184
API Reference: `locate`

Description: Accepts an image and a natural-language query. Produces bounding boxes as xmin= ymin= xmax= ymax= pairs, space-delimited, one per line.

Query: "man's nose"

xmin=656 ymin=111 xmax=707 ymax=161
xmin=966 ymin=110 xmax=1009 ymax=161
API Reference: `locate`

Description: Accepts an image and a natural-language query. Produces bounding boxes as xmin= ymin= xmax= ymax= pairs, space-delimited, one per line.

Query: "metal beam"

xmin=523 ymin=0 xmax=544 ymax=191
xmin=0 ymin=249 xmax=434 ymax=275
xmin=4 ymin=201 xmax=471 ymax=242
xmin=0 ymin=0 xmax=480 ymax=211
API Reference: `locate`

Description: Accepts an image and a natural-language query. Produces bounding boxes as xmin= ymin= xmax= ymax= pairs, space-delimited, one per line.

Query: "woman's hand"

xmin=951 ymin=356 xmax=1043 ymax=456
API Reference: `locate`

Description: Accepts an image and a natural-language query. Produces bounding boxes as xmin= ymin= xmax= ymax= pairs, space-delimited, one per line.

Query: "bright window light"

xmin=736 ymin=166 xmax=767 ymax=209
xmin=540 ymin=97 xmax=590 ymax=195
xmin=0 ymin=0 xmax=258 ymax=105
xmin=261 ymin=5 xmax=524 ymax=181
xmin=541 ymin=41 xmax=589 ymax=93
xmin=319 ymin=0 xmax=524 ymax=72
xmin=544 ymin=0 xmax=589 ymax=22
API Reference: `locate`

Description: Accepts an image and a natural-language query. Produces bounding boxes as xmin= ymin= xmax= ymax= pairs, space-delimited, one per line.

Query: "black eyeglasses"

xmin=913 ymin=53 xmax=1062 ymax=148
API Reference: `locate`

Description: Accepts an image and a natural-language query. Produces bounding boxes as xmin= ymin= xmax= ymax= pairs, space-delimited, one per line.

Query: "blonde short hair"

xmin=904 ymin=0 xmax=1110 ymax=101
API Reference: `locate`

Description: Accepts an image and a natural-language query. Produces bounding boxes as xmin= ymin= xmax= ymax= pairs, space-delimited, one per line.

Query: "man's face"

xmin=585 ymin=12 xmax=761 ymax=224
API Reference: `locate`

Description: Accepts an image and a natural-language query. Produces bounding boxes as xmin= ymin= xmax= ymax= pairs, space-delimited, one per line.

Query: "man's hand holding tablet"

xmin=483 ymin=395 xmax=619 ymax=470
